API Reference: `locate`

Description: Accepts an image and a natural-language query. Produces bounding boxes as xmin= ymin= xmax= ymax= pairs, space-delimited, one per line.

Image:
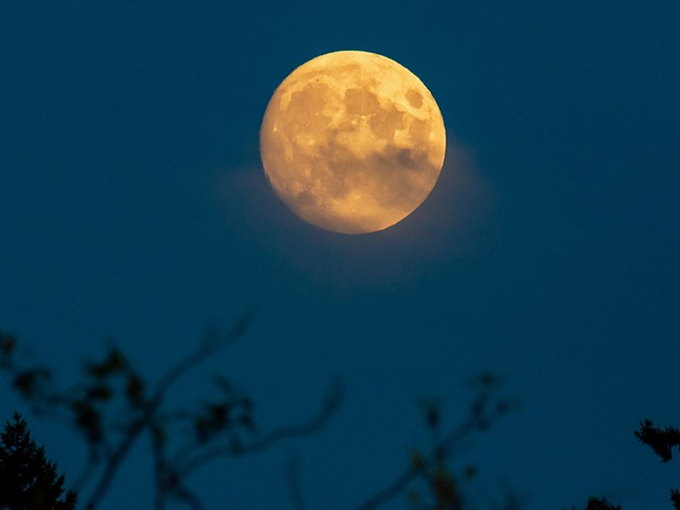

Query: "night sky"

xmin=2 ymin=1 xmax=679 ymax=509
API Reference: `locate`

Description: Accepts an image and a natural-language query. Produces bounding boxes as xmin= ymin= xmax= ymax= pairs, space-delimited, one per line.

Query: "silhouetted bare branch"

xmin=153 ymin=306 xmax=257 ymax=404
xmin=176 ymin=379 xmax=343 ymax=477
xmin=285 ymin=456 xmax=308 ymax=510
xmin=0 ymin=308 xmax=341 ymax=510
xmin=356 ymin=381 xmax=513 ymax=510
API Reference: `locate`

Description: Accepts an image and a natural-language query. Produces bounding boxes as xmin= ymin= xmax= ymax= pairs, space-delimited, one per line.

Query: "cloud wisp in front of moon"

xmin=260 ymin=50 xmax=446 ymax=234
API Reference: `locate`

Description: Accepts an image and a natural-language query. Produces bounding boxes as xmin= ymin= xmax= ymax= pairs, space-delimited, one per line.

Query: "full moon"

xmin=260 ymin=50 xmax=446 ymax=234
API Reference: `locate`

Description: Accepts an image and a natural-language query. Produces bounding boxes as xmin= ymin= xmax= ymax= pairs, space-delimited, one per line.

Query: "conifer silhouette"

xmin=0 ymin=413 xmax=78 ymax=510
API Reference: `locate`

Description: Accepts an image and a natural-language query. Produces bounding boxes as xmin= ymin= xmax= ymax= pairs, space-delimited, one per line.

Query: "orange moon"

xmin=260 ymin=50 xmax=446 ymax=234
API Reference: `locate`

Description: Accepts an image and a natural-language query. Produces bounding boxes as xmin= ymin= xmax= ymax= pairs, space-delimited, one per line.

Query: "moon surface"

xmin=260 ymin=50 xmax=446 ymax=234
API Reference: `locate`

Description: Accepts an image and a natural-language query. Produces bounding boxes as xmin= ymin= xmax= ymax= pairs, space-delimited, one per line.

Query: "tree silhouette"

xmin=0 ymin=324 xmax=513 ymax=510
xmin=364 ymin=374 xmax=517 ymax=510
xmin=4 ymin=316 xmax=680 ymax=510
xmin=0 ymin=413 xmax=78 ymax=510
xmin=636 ymin=420 xmax=680 ymax=464
xmin=635 ymin=420 xmax=680 ymax=510
xmin=567 ymin=497 xmax=621 ymax=510
xmin=0 ymin=314 xmax=341 ymax=510
xmin=7 ymin=321 xmax=678 ymax=510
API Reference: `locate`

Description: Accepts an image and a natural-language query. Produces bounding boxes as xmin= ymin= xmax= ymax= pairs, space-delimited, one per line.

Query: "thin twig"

xmin=152 ymin=306 xmax=256 ymax=405
xmin=87 ymin=416 xmax=147 ymax=508
xmin=152 ymin=421 xmax=167 ymax=510
xmin=178 ymin=382 xmax=342 ymax=477
xmin=356 ymin=416 xmax=478 ymax=510
xmin=171 ymin=485 xmax=205 ymax=510
xmin=286 ymin=456 xmax=308 ymax=510
xmin=72 ymin=452 xmax=100 ymax=493
xmin=85 ymin=307 xmax=256 ymax=508
xmin=356 ymin=392 xmax=506 ymax=510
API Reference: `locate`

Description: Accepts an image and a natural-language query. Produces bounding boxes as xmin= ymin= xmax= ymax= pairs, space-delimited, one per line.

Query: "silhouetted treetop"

xmin=583 ymin=496 xmax=621 ymax=510
xmin=634 ymin=420 xmax=680 ymax=510
xmin=0 ymin=317 xmax=342 ymax=510
xmin=636 ymin=420 xmax=680 ymax=463
xmin=0 ymin=412 xmax=78 ymax=510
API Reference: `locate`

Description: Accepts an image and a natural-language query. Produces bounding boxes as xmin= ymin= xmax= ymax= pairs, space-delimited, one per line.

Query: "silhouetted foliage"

xmin=671 ymin=489 xmax=680 ymax=510
xmin=636 ymin=420 xmax=680 ymax=509
xmin=0 ymin=313 xmax=342 ymax=510
xmin=2 ymin=322 xmax=523 ymax=510
xmin=582 ymin=496 xmax=621 ymax=510
xmin=636 ymin=420 xmax=680 ymax=463
xmin=7 ymin=317 xmax=680 ymax=510
xmin=284 ymin=372 xmax=517 ymax=510
xmin=398 ymin=373 xmax=518 ymax=510
xmin=0 ymin=413 xmax=78 ymax=510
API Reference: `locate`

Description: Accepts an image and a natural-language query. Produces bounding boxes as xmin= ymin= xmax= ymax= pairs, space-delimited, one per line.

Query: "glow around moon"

xmin=260 ymin=50 xmax=446 ymax=234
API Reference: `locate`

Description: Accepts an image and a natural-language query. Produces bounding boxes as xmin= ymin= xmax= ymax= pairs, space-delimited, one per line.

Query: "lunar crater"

xmin=406 ymin=89 xmax=423 ymax=108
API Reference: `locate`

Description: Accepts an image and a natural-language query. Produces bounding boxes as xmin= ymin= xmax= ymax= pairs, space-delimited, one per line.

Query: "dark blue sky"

xmin=2 ymin=1 xmax=679 ymax=508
